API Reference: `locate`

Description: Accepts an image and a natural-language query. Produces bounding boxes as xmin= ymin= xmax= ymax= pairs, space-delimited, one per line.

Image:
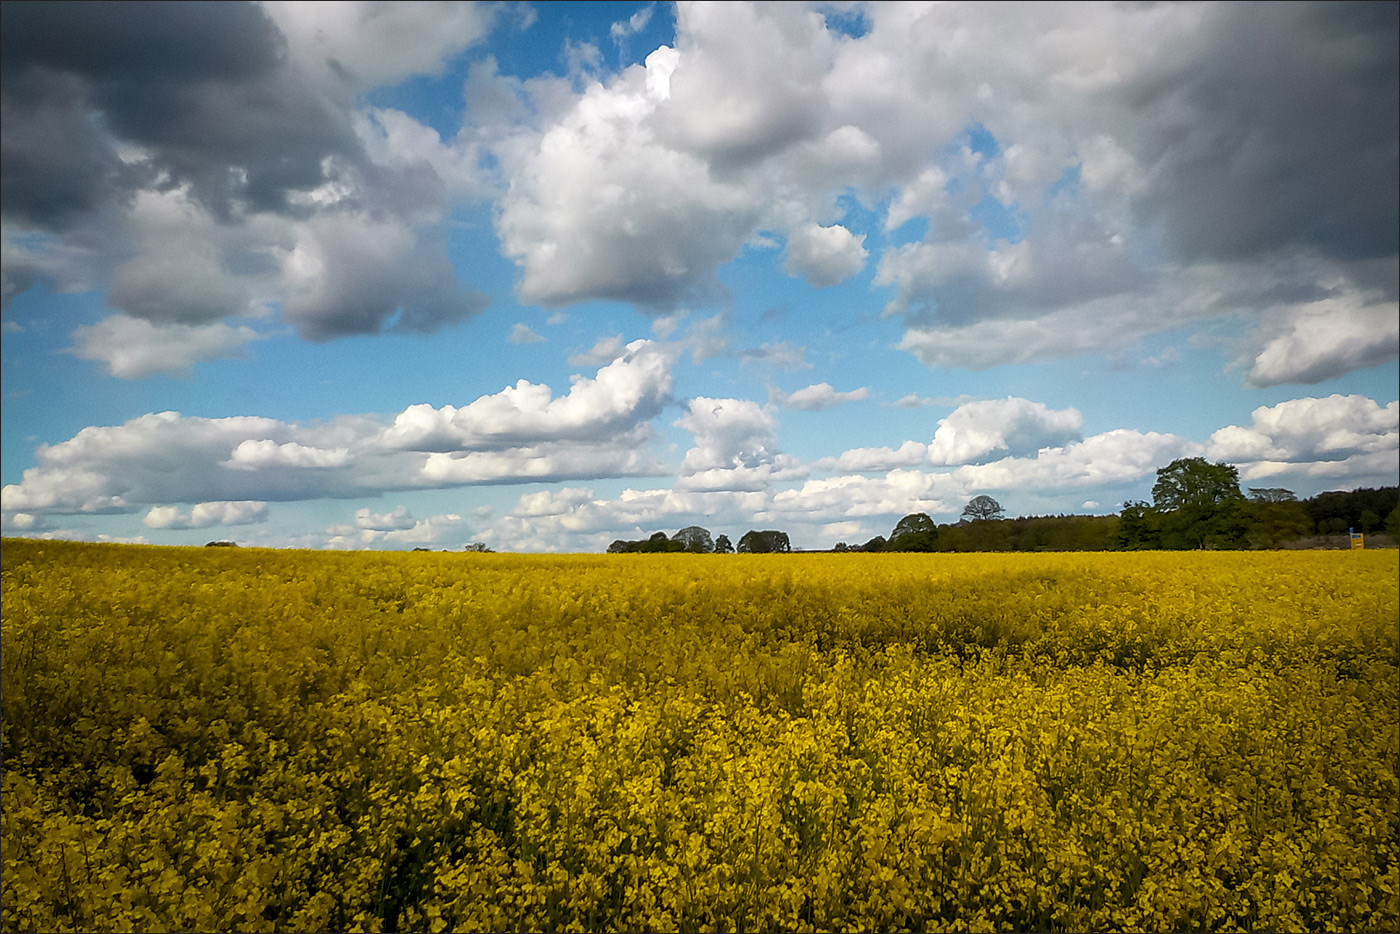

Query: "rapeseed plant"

xmin=2 ymin=541 xmax=1395 ymax=932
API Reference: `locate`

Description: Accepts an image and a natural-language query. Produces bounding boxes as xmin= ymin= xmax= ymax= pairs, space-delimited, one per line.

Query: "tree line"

xmin=607 ymin=528 xmax=791 ymax=554
xmin=606 ymin=458 xmax=1398 ymax=554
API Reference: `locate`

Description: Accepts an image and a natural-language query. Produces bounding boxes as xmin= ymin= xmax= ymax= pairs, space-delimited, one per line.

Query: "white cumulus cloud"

xmin=143 ymin=501 xmax=268 ymax=529
xmin=70 ymin=316 xmax=262 ymax=379
xmin=1243 ymin=293 xmax=1400 ymax=388
xmin=782 ymin=223 xmax=868 ymax=287
xmin=928 ymin=397 xmax=1084 ymax=465
xmin=771 ymin=382 xmax=870 ymax=411
xmin=1208 ymin=395 xmax=1399 ymax=466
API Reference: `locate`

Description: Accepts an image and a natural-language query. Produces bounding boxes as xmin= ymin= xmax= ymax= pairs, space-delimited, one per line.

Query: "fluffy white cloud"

xmin=473 ymin=386 xmax=1393 ymax=553
xmin=495 ymin=45 xmax=760 ymax=308
xmin=654 ymin=3 xmax=832 ymax=168
xmin=419 ymin=438 xmax=663 ymax=486
xmin=143 ymin=501 xmax=268 ymax=529
xmin=262 ymin=1 xmax=496 ymax=97
xmin=1208 ymin=395 xmax=1399 ymax=467
xmin=70 ymin=316 xmax=262 ymax=379
xmin=950 ymin=429 xmax=1197 ymax=493
xmin=672 ymin=397 xmax=806 ymax=491
xmin=675 ymin=398 xmax=777 ymax=473
xmin=1243 ymin=293 xmax=1400 ymax=388
xmin=782 ymin=223 xmax=868 ymax=287
xmin=772 ymin=382 xmax=870 ymax=411
xmin=328 ymin=507 xmax=468 ymax=548
xmin=817 ymin=441 xmax=928 ymax=473
xmin=354 ymin=505 xmax=418 ymax=532
xmin=928 ymin=397 xmax=1084 ymax=465
xmin=768 ymin=470 xmax=949 ymax=521
xmin=226 ymin=440 xmax=352 ymax=471
xmin=1 ymin=512 xmax=49 ymax=532
xmin=1 ymin=346 xmax=675 ymax=521
xmin=511 ymin=487 xmax=596 ymax=518
xmin=381 ymin=339 xmax=674 ymax=450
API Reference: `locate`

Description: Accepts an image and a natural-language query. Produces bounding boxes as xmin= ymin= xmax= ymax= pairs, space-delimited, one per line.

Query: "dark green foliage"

xmin=1305 ymin=488 xmax=1400 ymax=534
xmin=714 ymin=534 xmax=734 ymax=554
xmin=608 ymin=532 xmax=687 ymax=554
xmin=1150 ymin=458 xmax=1247 ymax=550
xmin=737 ymin=530 xmax=791 ymax=554
xmin=886 ymin=514 xmax=938 ymax=552
xmin=1116 ymin=501 xmax=1160 ymax=550
xmin=1123 ymin=481 xmax=1396 ymax=550
xmin=1151 ymin=458 xmax=1245 ymax=512
xmin=1240 ymin=498 xmax=1312 ymax=549
xmin=673 ymin=526 xmax=715 ymax=554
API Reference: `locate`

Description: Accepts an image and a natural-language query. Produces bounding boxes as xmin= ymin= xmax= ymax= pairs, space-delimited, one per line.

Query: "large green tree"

xmin=1116 ymin=501 xmax=1161 ymax=550
xmin=1151 ymin=457 xmax=1246 ymax=549
xmin=1152 ymin=458 xmax=1244 ymax=511
xmin=887 ymin=513 xmax=938 ymax=551
xmin=737 ymin=530 xmax=791 ymax=554
xmin=672 ymin=526 xmax=714 ymax=553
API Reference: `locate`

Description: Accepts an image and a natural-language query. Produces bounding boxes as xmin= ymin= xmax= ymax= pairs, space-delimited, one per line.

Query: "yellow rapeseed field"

xmin=2 ymin=539 xmax=1396 ymax=933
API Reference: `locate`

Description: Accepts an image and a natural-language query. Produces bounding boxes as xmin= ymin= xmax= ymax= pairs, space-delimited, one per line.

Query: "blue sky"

xmin=2 ymin=1 xmax=1397 ymax=552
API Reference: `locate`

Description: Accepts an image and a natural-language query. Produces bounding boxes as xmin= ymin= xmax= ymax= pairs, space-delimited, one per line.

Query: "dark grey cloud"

xmin=1 ymin=1 xmax=487 ymax=344
xmin=0 ymin=1 xmax=327 ymax=226
xmin=282 ymin=218 xmax=489 ymax=342
xmin=0 ymin=1 xmax=279 ymax=83
xmin=1128 ymin=1 xmax=1399 ymax=266
xmin=0 ymin=68 xmax=129 ymax=229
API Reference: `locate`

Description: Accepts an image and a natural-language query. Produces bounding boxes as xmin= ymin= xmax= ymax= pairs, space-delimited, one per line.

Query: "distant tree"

xmin=672 ymin=525 xmax=714 ymax=553
xmin=888 ymin=513 xmax=938 ymax=551
xmin=859 ymin=535 xmax=887 ymax=552
xmin=714 ymin=534 xmax=734 ymax=554
xmin=961 ymin=495 xmax=1005 ymax=522
xmin=1152 ymin=458 xmax=1243 ymax=512
xmin=607 ymin=531 xmax=685 ymax=553
xmin=1248 ymin=488 xmax=1297 ymax=503
xmin=1241 ymin=497 xmax=1311 ymax=549
xmin=204 ymin=540 xmax=238 ymax=547
xmin=1152 ymin=458 xmax=1246 ymax=549
xmin=940 ymin=519 xmax=1015 ymax=552
xmin=737 ymin=530 xmax=791 ymax=553
xmin=1116 ymin=501 xmax=1161 ymax=550
xmin=832 ymin=542 xmax=850 ymax=552
xmin=644 ymin=531 xmax=684 ymax=552
xmin=1304 ymin=487 xmax=1399 ymax=534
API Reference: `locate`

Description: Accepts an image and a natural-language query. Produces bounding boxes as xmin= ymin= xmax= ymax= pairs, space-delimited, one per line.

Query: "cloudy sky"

xmin=2 ymin=1 xmax=1396 ymax=552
